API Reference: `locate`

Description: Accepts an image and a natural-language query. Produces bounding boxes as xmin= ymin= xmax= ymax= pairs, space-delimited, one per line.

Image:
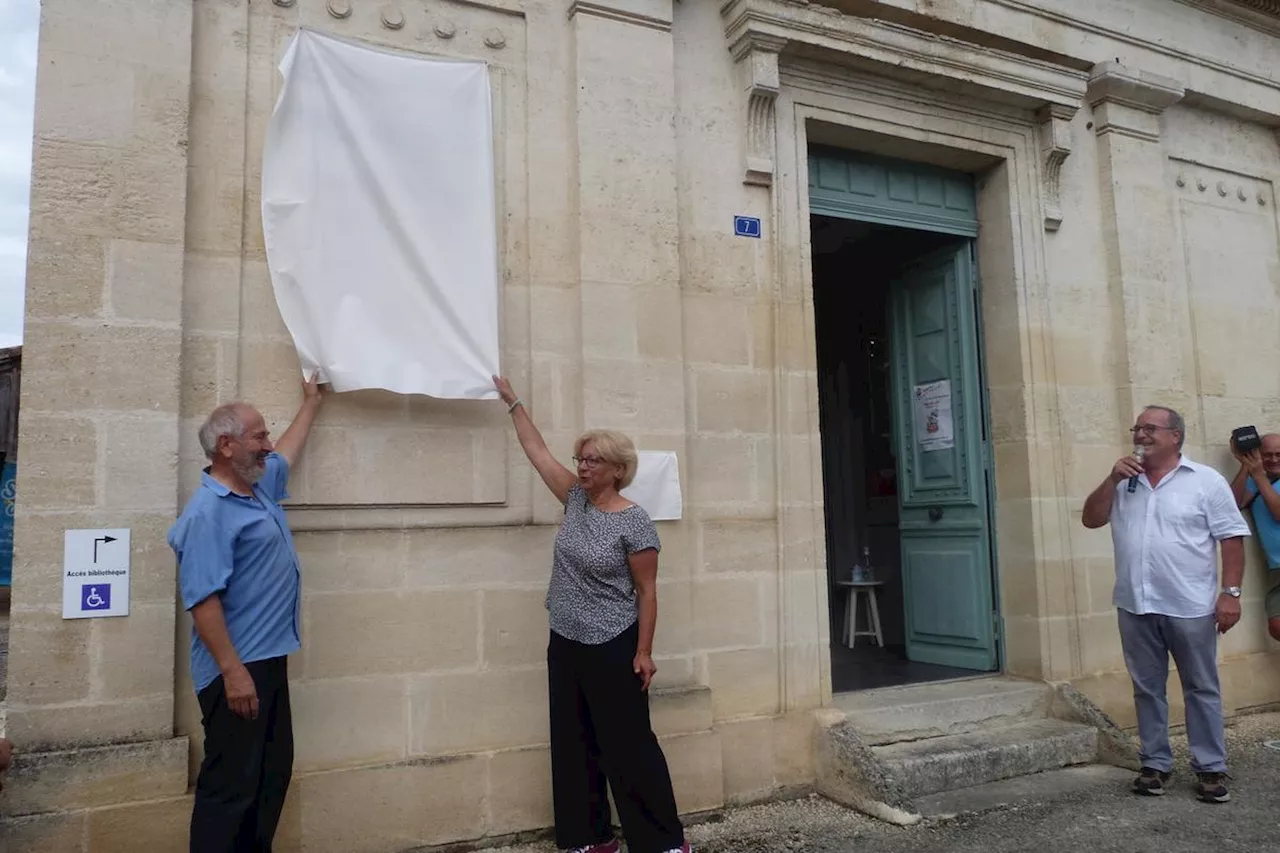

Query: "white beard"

xmin=233 ymin=456 xmax=266 ymax=485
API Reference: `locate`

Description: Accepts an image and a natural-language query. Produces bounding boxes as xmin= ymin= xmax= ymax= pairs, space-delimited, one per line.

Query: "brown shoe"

xmin=1132 ymin=767 xmax=1171 ymax=796
xmin=1196 ymin=772 xmax=1231 ymax=803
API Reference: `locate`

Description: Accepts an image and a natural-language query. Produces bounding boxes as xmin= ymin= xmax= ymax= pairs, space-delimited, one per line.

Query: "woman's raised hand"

xmin=492 ymin=375 xmax=517 ymax=407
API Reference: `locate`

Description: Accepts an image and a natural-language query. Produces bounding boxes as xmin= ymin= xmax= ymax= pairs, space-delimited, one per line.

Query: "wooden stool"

xmin=837 ymin=580 xmax=884 ymax=648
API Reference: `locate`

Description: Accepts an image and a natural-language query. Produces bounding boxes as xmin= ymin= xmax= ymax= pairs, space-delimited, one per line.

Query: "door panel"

xmin=889 ymin=242 xmax=996 ymax=671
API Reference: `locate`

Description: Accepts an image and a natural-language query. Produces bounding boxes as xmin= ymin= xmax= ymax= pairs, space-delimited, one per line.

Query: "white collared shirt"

xmin=1110 ymin=455 xmax=1251 ymax=618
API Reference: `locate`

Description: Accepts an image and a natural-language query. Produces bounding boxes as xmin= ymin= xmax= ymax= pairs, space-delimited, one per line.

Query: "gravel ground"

xmin=484 ymin=711 xmax=1280 ymax=853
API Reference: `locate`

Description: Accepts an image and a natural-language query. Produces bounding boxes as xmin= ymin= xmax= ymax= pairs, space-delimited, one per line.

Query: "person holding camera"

xmin=1081 ymin=406 xmax=1249 ymax=804
xmin=1229 ymin=430 xmax=1280 ymax=642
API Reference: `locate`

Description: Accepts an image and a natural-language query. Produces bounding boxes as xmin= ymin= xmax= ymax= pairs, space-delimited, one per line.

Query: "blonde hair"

xmin=574 ymin=429 xmax=639 ymax=489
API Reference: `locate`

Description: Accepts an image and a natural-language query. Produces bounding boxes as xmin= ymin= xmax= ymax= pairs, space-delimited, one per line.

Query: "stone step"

xmin=872 ymin=718 xmax=1098 ymax=799
xmin=833 ymin=677 xmax=1051 ymax=745
xmin=912 ymin=764 xmax=1134 ymax=818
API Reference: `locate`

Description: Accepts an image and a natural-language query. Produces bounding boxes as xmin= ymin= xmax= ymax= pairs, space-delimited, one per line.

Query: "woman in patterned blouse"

xmin=494 ymin=376 xmax=690 ymax=853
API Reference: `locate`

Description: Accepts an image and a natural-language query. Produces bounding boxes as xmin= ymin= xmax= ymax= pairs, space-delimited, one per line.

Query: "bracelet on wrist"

xmin=507 ymin=399 xmax=523 ymax=414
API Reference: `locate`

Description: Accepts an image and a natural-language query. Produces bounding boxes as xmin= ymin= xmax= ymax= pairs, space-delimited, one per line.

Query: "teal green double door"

xmin=810 ymin=148 xmax=999 ymax=672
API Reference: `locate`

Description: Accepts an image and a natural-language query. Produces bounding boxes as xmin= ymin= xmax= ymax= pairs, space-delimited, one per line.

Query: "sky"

xmin=0 ymin=0 xmax=39 ymax=349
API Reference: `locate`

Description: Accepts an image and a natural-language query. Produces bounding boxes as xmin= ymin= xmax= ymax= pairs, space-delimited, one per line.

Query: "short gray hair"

xmin=1144 ymin=405 xmax=1185 ymax=448
xmin=198 ymin=404 xmax=248 ymax=459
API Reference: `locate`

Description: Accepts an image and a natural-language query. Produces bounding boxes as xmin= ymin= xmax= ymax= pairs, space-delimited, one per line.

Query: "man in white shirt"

xmin=1082 ymin=405 xmax=1249 ymax=804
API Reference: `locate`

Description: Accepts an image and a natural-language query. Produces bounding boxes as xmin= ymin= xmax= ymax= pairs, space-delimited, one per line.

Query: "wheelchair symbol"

xmin=81 ymin=584 xmax=111 ymax=611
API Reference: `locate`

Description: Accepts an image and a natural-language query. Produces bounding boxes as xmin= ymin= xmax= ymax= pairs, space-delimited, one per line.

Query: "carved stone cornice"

xmin=1037 ymin=104 xmax=1076 ymax=232
xmin=569 ymin=1 xmax=672 ymax=32
xmin=1215 ymin=0 xmax=1280 ymax=17
xmin=722 ymin=0 xmax=1089 ymax=227
xmin=721 ymin=0 xmax=1088 ymax=109
xmin=1087 ymin=61 xmax=1186 ymax=143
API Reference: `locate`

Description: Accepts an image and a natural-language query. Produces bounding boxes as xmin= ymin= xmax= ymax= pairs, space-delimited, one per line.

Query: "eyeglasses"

xmin=1129 ymin=424 xmax=1176 ymax=436
xmin=573 ymin=455 xmax=607 ymax=469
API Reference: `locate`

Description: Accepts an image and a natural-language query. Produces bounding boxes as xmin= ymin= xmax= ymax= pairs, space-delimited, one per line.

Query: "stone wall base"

xmin=1070 ymin=651 xmax=1280 ymax=730
xmin=0 ymin=706 xmax=816 ymax=853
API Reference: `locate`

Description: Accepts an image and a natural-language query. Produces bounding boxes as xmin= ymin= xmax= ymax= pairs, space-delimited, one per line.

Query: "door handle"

xmin=928 ymin=506 xmax=944 ymax=522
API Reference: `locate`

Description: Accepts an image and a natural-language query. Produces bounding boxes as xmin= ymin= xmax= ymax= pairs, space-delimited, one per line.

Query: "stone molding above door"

xmin=719 ymin=0 xmax=1088 ymax=230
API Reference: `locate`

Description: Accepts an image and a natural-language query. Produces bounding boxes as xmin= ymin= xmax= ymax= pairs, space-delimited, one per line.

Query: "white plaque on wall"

xmin=622 ymin=452 xmax=683 ymax=521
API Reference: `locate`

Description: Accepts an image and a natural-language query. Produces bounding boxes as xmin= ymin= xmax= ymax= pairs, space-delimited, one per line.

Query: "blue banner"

xmin=0 ymin=461 xmax=14 ymax=586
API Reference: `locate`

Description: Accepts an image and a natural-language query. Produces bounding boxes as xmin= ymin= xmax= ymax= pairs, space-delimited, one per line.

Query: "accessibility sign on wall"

xmin=62 ymin=528 xmax=131 ymax=619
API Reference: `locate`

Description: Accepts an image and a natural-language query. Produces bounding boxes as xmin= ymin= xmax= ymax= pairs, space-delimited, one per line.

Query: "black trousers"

xmin=548 ymin=625 xmax=684 ymax=853
xmin=191 ymin=657 xmax=294 ymax=853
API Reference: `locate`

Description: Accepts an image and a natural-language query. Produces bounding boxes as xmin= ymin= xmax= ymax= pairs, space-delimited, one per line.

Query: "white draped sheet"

xmin=262 ymin=29 xmax=501 ymax=399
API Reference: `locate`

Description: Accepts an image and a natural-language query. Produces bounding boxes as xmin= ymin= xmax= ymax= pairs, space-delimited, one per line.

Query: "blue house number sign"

xmin=734 ymin=216 xmax=762 ymax=238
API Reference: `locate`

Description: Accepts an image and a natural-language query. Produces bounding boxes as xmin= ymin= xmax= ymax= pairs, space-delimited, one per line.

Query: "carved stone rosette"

xmin=730 ymin=33 xmax=786 ymax=187
xmin=1037 ymin=104 xmax=1077 ymax=232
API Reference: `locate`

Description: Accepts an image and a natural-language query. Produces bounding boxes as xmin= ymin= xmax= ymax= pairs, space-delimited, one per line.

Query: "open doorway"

xmin=812 ymin=215 xmax=999 ymax=693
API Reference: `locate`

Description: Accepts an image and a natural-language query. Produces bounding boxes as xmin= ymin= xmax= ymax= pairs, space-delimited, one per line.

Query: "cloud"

xmin=0 ymin=0 xmax=39 ymax=347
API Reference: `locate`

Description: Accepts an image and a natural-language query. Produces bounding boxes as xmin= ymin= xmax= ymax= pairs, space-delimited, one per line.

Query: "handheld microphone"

xmin=1127 ymin=445 xmax=1145 ymax=493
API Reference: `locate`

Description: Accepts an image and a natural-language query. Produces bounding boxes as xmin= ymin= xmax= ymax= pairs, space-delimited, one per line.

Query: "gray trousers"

xmin=1117 ymin=609 xmax=1228 ymax=774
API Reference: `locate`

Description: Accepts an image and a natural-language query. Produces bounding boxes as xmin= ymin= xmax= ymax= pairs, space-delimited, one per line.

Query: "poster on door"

xmin=913 ymin=380 xmax=954 ymax=452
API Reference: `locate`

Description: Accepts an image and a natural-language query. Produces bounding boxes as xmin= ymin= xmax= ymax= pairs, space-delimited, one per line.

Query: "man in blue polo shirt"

xmin=169 ymin=374 xmax=326 ymax=853
xmin=1230 ymin=432 xmax=1280 ymax=642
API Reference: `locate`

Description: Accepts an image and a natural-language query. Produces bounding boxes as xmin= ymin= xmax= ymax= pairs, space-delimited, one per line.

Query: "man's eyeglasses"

xmin=1129 ymin=424 xmax=1176 ymax=436
xmin=573 ymin=455 xmax=606 ymax=469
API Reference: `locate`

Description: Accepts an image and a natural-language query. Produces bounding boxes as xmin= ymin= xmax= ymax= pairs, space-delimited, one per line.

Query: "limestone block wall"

xmin=806 ymin=0 xmax=1280 ymax=724
xmin=0 ymin=1 xmax=817 ymax=848
xmin=1063 ymin=97 xmax=1280 ymax=725
xmin=164 ymin=1 xmax=815 ymax=848
xmin=5 ymin=0 xmax=1280 ymax=850
xmin=0 ymin=0 xmax=196 ymax=846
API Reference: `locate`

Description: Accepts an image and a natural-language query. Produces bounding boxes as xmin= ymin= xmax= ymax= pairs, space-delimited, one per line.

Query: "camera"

xmin=1233 ymin=425 xmax=1262 ymax=453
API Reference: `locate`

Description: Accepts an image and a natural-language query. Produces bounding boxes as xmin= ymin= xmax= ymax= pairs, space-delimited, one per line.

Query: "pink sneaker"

xmin=566 ymin=841 xmax=620 ymax=853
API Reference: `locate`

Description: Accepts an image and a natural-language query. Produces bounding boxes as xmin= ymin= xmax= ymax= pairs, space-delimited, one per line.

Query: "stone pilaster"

xmin=567 ymin=0 xmax=708 ymax=733
xmin=1087 ymin=62 xmax=1190 ymax=423
xmin=2 ymin=0 xmax=192 ymax=828
xmin=567 ymin=0 xmax=684 ymax=435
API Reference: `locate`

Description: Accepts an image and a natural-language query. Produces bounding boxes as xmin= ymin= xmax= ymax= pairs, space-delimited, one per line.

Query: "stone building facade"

xmin=3 ymin=0 xmax=1280 ymax=850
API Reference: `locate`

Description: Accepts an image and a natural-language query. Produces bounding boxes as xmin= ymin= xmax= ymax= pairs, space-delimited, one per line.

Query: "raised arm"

xmin=1229 ymin=440 xmax=1259 ymax=510
xmin=1230 ymin=462 xmax=1253 ymax=509
xmin=493 ymin=376 xmax=576 ymax=504
xmin=1083 ymin=454 xmax=1144 ymax=528
xmin=1232 ymin=444 xmax=1280 ymax=521
xmin=273 ymin=373 xmax=327 ymax=468
xmin=1252 ymin=475 xmax=1280 ymax=521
